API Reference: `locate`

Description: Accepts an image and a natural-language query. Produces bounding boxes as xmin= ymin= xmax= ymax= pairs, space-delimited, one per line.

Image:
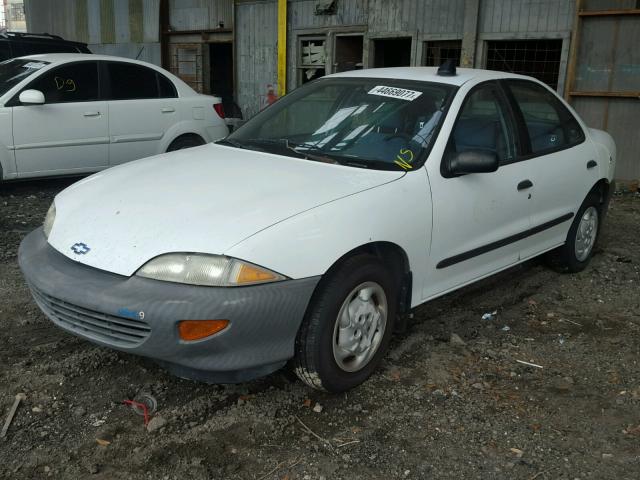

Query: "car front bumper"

xmin=18 ymin=229 xmax=320 ymax=383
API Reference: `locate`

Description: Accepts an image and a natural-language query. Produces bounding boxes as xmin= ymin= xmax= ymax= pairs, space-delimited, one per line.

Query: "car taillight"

xmin=214 ymin=103 xmax=225 ymax=119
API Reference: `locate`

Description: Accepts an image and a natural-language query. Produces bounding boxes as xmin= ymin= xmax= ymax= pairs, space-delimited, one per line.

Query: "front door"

xmin=12 ymin=61 xmax=108 ymax=177
xmin=423 ymin=82 xmax=531 ymax=300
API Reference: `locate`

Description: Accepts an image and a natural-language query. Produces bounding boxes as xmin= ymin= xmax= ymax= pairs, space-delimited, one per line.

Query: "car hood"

xmin=47 ymin=143 xmax=405 ymax=276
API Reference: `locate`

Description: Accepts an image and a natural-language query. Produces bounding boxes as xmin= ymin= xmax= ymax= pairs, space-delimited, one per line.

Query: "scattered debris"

xmin=295 ymin=415 xmax=333 ymax=449
xmin=449 ymin=333 xmax=466 ymax=346
xmin=95 ymin=438 xmax=111 ymax=447
xmin=146 ymin=415 xmax=167 ymax=433
xmin=312 ymin=403 xmax=323 ymax=413
xmin=482 ymin=310 xmax=498 ymax=321
xmin=123 ymin=393 xmax=157 ymax=426
xmin=501 ymin=325 xmax=511 ymax=332
xmin=1 ymin=393 xmax=26 ymax=440
xmin=516 ymin=360 xmax=544 ymax=369
xmin=510 ymin=447 xmax=524 ymax=458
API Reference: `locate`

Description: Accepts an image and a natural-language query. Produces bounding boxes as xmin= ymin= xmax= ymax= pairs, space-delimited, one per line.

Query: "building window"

xmin=298 ymin=37 xmax=326 ymax=84
xmin=10 ymin=3 xmax=25 ymax=22
xmin=334 ymin=35 xmax=363 ymax=73
xmin=423 ymin=40 xmax=462 ymax=67
xmin=485 ymin=39 xmax=563 ymax=90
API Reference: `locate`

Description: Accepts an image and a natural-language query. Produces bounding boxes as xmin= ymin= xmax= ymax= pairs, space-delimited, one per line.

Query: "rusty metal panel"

xmin=236 ymin=0 xmax=278 ymax=120
xmin=480 ymin=0 xmax=574 ymax=34
xmin=168 ymin=0 xmax=233 ymax=31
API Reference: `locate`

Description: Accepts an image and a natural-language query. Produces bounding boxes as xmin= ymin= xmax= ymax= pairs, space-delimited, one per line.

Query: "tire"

xmin=166 ymin=135 xmax=205 ymax=152
xmin=293 ymin=254 xmax=397 ymax=392
xmin=547 ymin=193 xmax=602 ymax=273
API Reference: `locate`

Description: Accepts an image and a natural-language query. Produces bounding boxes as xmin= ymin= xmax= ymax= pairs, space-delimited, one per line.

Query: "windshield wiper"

xmin=216 ymin=138 xmax=248 ymax=149
xmin=243 ymin=138 xmax=337 ymax=164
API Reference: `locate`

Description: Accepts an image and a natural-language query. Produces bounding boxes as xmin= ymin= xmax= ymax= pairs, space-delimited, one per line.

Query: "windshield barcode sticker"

xmin=368 ymin=85 xmax=422 ymax=101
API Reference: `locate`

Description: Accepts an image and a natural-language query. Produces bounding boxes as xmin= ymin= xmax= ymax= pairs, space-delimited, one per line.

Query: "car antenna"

xmin=437 ymin=58 xmax=457 ymax=77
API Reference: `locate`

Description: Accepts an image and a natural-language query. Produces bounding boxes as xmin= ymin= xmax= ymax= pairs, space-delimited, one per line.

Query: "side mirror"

xmin=19 ymin=89 xmax=45 ymax=105
xmin=447 ymin=150 xmax=499 ymax=175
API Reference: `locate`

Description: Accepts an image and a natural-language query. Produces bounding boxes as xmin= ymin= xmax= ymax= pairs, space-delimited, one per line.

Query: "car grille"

xmin=30 ymin=286 xmax=151 ymax=348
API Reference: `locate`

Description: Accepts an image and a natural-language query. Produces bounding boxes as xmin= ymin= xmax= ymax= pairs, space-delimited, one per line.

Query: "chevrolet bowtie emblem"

xmin=70 ymin=242 xmax=91 ymax=255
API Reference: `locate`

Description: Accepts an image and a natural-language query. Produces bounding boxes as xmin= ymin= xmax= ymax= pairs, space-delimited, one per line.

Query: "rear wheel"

xmin=547 ymin=193 xmax=601 ymax=273
xmin=293 ymin=255 xmax=396 ymax=392
xmin=166 ymin=134 xmax=205 ymax=152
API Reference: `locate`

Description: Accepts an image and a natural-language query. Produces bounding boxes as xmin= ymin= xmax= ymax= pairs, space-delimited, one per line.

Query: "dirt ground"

xmin=1 ymin=178 xmax=639 ymax=480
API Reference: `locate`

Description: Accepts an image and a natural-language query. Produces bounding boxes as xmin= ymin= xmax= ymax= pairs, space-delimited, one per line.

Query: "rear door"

xmin=503 ymin=80 xmax=598 ymax=259
xmin=102 ymin=61 xmax=179 ymax=166
xmin=12 ymin=61 xmax=109 ymax=176
xmin=423 ymin=81 xmax=532 ymax=299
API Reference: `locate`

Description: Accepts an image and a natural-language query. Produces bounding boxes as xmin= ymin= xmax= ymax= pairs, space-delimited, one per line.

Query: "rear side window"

xmin=26 ymin=61 xmax=99 ymax=103
xmin=158 ymin=72 xmax=177 ymax=98
xmin=105 ymin=62 xmax=160 ymax=100
xmin=507 ymin=80 xmax=584 ymax=155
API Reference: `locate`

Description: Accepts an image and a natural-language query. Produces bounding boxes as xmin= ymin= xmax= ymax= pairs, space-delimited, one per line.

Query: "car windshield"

xmin=225 ymin=78 xmax=455 ymax=171
xmin=0 ymin=58 xmax=50 ymax=97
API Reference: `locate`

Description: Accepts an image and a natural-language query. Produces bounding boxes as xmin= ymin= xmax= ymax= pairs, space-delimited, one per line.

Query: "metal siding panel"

xmin=100 ymin=0 xmax=116 ymax=43
xmin=88 ymin=42 xmax=161 ymax=64
xmin=143 ymin=0 xmax=160 ymax=42
xmin=236 ymin=0 xmax=278 ymax=120
xmin=75 ymin=0 xmax=89 ymax=43
xmin=612 ymin=16 xmax=640 ymax=91
xmin=114 ymin=0 xmax=131 ymax=43
xmin=129 ymin=0 xmax=144 ymax=43
xmin=88 ymin=0 xmax=102 ymax=44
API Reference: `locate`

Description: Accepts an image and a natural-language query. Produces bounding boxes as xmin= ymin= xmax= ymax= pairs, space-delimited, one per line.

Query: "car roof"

xmin=328 ymin=67 xmax=532 ymax=86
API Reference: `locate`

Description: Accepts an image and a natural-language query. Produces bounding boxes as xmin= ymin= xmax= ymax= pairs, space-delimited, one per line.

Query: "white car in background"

xmin=20 ymin=65 xmax=616 ymax=393
xmin=0 ymin=53 xmax=228 ymax=181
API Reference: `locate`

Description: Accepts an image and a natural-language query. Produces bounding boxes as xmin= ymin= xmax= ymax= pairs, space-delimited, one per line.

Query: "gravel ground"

xmin=1 ymin=178 xmax=639 ymax=480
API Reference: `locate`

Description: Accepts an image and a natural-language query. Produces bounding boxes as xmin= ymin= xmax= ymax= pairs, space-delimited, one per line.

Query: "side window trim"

xmin=155 ymin=71 xmax=178 ymax=98
xmin=440 ymin=80 xmax=519 ymax=178
xmin=503 ymin=79 xmax=586 ymax=160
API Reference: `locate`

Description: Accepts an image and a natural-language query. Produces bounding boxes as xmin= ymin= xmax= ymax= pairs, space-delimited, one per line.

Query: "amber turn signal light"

xmin=178 ymin=320 xmax=229 ymax=341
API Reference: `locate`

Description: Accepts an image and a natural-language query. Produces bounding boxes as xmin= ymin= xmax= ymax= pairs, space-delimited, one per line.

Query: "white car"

xmin=0 ymin=53 xmax=228 ymax=181
xmin=19 ymin=65 xmax=616 ymax=392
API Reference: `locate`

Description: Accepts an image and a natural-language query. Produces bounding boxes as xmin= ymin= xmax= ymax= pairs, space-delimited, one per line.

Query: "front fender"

xmin=225 ymin=168 xmax=432 ymax=308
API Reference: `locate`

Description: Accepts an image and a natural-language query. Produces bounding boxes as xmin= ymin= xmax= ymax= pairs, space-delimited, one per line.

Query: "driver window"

xmin=448 ymin=84 xmax=516 ymax=164
xmin=26 ymin=62 xmax=99 ymax=104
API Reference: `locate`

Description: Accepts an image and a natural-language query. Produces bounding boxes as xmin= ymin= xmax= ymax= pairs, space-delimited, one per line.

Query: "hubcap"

xmin=574 ymin=206 xmax=599 ymax=262
xmin=332 ymin=282 xmax=388 ymax=373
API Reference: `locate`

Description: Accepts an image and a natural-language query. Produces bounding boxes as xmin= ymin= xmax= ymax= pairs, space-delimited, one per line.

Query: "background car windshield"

xmin=228 ymin=78 xmax=454 ymax=170
xmin=0 ymin=59 xmax=50 ymax=97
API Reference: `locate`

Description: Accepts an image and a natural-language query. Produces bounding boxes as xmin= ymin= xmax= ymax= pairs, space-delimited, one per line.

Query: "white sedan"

xmin=0 ymin=53 xmax=228 ymax=181
xmin=19 ymin=65 xmax=615 ymax=392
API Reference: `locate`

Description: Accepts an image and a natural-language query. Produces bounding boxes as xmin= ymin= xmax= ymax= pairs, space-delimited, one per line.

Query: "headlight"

xmin=136 ymin=253 xmax=287 ymax=287
xmin=43 ymin=202 xmax=56 ymax=238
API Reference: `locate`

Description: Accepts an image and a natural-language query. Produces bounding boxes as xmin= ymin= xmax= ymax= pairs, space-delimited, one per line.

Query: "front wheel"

xmin=548 ymin=193 xmax=601 ymax=273
xmin=293 ymin=255 xmax=397 ymax=392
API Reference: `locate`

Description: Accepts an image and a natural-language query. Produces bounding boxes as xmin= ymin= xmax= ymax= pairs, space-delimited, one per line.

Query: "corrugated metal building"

xmin=22 ymin=0 xmax=640 ymax=183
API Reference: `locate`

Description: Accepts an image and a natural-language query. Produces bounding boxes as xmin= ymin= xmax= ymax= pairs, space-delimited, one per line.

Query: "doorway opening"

xmin=373 ymin=38 xmax=412 ymax=67
xmin=334 ymin=35 xmax=364 ymax=73
xmin=209 ymin=42 xmax=234 ymax=114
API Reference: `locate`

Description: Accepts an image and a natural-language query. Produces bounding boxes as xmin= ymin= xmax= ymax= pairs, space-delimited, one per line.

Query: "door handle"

xmin=587 ymin=160 xmax=598 ymax=169
xmin=161 ymin=107 xmax=175 ymax=113
xmin=83 ymin=111 xmax=101 ymax=117
xmin=517 ymin=179 xmax=533 ymax=191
